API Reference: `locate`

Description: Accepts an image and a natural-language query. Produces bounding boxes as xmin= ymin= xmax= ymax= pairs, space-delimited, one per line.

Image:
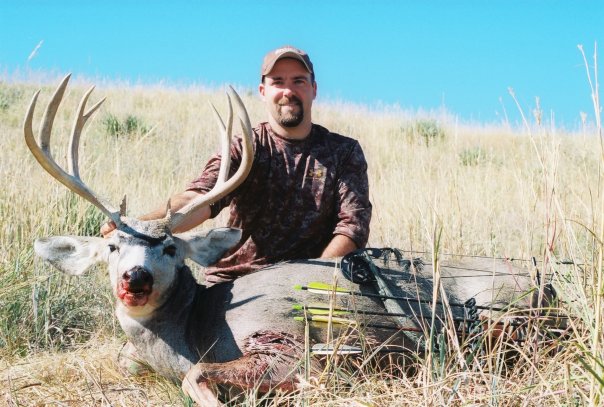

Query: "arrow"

xmin=296 ymin=282 xmax=512 ymax=313
xmin=294 ymin=304 xmax=475 ymax=325
xmin=295 ymin=304 xmax=539 ymax=332
xmin=311 ymin=343 xmax=406 ymax=355
xmin=295 ymin=304 xmax=471 ymax=334
xmin=293 ymin=315 xmax=417 ymax=332
xmin=295 ymin=307 xmax=534 ymax=343
xmin=294 ymin=314 xmax=359 ymax=326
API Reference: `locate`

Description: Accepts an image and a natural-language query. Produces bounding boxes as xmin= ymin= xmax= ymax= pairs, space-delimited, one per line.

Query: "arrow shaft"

xmin=295 ymin=315 xmax=422 ymax=332
xmin=311 ymin=343 xmax=406 ymax=355
xmin=304 ymin=305 xmax=552 ymax=332
xmin=300 ymin=304 xmax=474 ymax=325
xmin=302 ymin=283 xmax=540 ymax=314
xmin=295 ymin=310 xmax=532 ymax=342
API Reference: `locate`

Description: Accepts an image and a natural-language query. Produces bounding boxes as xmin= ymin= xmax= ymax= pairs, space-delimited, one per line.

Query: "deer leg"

xmin=182 ymin=377 xmax=223 ymax=407
xmin=182 ymin=331 xmax=315 ymax=404
xmin=117 ymin=341 xmax=152 ymax=376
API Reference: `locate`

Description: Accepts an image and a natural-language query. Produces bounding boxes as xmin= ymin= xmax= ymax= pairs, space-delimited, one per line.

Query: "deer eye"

xmin=163 ymin=245 xmax=177 ymax=257
xmin=108 ymin=244 xmax=119 ymax=253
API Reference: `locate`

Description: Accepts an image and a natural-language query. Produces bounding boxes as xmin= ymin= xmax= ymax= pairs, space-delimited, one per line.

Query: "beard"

xmin=276 ymin=96 xmax=305 ymax=127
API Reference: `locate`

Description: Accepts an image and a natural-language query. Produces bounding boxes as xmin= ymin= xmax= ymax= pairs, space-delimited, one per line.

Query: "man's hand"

xmin=100 ymin=220 xmax=117 ymax=238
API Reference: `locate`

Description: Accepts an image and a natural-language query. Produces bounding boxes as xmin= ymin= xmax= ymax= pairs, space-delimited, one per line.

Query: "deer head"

xmin=26 ymin=75 xmax=254 ymax=317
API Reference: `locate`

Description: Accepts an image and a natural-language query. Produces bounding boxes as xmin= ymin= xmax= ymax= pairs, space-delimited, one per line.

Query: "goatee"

xmin=277 ymin=96 xmax=304 ymax=127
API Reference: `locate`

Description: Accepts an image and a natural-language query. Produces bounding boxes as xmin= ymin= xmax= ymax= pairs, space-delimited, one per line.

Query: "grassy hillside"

xmin=1 ymin=75 xmax=602 ymax=405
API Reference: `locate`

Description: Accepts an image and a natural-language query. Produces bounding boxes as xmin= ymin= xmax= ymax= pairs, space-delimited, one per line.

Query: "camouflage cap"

xmin=261 ymin=45 xmax=314 ymax=79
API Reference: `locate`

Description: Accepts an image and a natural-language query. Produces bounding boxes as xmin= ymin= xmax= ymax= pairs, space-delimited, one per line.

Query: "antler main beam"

xmin=167 ymin=86 xmax=254 ymax=231
xmin=24 ymin=74 xmax=123 ymax=225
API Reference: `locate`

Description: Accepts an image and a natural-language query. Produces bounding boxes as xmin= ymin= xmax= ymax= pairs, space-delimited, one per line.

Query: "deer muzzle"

xmin=118 ymin=266 xmax=154 ymax=307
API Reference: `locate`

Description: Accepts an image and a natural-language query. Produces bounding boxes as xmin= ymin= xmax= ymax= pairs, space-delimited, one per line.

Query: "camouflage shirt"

xmin=187 ymin=122 xmax=372 ymax=284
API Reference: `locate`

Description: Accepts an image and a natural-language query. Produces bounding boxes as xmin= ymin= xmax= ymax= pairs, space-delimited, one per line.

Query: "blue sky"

xmin=1 ymin=1 xmax=602 ymax=129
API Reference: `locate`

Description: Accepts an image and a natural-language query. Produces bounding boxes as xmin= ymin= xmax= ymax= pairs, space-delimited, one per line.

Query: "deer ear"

xmin=179 ymin=227 xmax=242 ymax=267
xmin=34 ymin=236 xmax=108 ymax=275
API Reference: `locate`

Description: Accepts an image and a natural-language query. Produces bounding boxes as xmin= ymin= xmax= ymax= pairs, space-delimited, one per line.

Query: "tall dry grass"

xmin=1 ymin=45 xmax=602 ymax=405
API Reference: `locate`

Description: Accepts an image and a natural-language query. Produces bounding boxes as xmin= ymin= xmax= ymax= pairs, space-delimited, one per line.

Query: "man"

xmin=102 ymin=45 xmax=372 ymax=284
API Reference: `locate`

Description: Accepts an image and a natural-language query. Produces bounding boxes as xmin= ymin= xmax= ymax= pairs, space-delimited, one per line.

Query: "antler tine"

xmin=209 ymin=93 xmax=233 ymax=186
xmin=38 ymin=74 xmax=71 ymax=154
xmin=168 ymin=86 xmax=254 ymax=231
xmin=228 ymin=85 xmax=254 ymax=190
xmin=24 ymin=74 xmax=122 ymax=225
xmin=69 ymin=85 xmax=106 ymax=178
xmin=227 ymin=85 xmax=253 ymax=150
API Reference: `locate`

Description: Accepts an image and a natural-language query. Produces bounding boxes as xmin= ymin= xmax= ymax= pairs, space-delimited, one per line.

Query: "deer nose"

xmin=122 ymin=266 xmax=154 ymax=292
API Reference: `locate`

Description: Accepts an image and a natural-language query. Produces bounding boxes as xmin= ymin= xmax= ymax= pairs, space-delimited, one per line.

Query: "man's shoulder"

xmin=312 ymin=124 xmax=359 ymax=147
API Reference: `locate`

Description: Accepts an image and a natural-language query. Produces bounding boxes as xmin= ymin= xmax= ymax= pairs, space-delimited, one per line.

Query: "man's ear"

xmin=34 ymin=236 xmax=108 ymax=275
xmin=179 ymin=227 xmax=242 ymax=267
xmin=258 ymin=82 xmax=266 ymax=100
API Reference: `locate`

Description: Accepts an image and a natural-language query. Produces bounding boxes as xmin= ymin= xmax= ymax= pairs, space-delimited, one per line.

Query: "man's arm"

xmin=320 ymin=234 xmax=358 ymax=258
xmin=100 ymin=190 xmax=211 ymax=236
xmin=330 ymin=141 xmax=372 ymax=251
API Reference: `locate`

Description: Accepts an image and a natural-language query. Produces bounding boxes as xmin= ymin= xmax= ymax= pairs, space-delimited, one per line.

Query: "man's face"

xmin=259 ymin=58 xmax=317 ymax=128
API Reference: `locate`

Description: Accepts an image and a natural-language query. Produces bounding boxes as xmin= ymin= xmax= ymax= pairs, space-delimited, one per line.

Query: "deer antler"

xmin=167 ymin=86 xmax=254 ymax=231
xmin=24 ymin=74 xmax=124 ymax=225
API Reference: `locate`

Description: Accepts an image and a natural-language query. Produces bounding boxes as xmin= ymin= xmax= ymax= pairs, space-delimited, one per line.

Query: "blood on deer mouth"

xmin=118 ymin=268 xmax=154 ymax=307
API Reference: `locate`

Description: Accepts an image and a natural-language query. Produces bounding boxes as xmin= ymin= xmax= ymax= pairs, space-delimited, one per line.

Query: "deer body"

xmin=35 ymin=222 xmax=540 ymax=404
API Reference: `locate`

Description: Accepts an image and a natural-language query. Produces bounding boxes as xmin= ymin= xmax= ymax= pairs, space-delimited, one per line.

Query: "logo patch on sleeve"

xmin=306 ymin=168 xmax=324 ymax=179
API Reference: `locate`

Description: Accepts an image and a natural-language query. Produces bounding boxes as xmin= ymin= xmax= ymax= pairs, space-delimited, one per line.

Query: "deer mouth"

xmin=118 ymin=268 xmax=154 ymax=307
xmin=118 ymin=285 xmax=152 ymax=306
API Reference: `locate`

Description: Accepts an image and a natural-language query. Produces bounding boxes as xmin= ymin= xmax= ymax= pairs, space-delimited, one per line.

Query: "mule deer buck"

xmin=26 ymin=76 xmax=558 ymax=405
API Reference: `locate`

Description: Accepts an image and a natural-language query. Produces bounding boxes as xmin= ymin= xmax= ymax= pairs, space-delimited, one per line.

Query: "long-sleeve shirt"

xmin=187 ymin=122 xmax=372 ymax=284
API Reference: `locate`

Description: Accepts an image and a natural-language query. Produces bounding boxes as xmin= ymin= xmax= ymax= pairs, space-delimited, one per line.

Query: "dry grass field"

xmin=1 ymin=69 xmax=603 ymax=405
